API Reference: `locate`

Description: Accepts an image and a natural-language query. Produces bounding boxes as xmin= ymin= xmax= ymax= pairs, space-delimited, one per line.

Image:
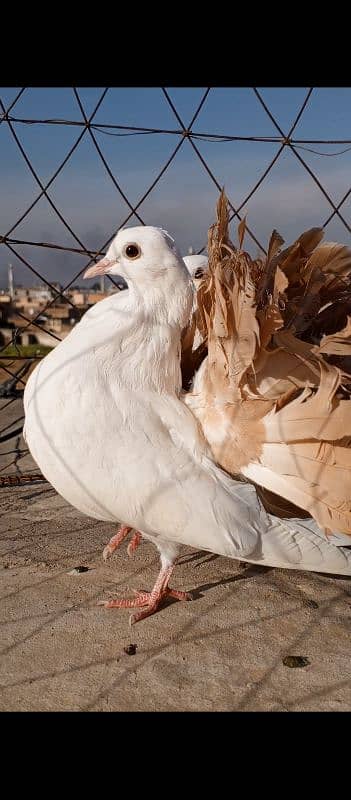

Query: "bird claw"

xmin=102 ymin=527 xmax=142 ymax=562
xmin=127 ymin=532 xmax=142 ymax=557
xmin=99 ymin=586 xmax=192 ymax=624
xmin=102 ymin=545 xmax=113 ymax=561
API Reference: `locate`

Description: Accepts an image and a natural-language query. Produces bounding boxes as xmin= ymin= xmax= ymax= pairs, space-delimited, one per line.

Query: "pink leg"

xmin=98 ymin=564 xmax=192 ymax=625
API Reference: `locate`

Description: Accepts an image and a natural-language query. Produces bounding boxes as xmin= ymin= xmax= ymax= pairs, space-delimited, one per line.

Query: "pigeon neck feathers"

xmin=79 ymin=226 xmax=194 ymax=394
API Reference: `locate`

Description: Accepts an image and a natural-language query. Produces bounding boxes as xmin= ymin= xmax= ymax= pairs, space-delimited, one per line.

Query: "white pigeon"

xmin=183 ymin=254 xmax=208 ymax=287
xmin=183 ymin=254 xmax=208 ymax=351
xmin=23 ymin=226 xmax=351 ymax=625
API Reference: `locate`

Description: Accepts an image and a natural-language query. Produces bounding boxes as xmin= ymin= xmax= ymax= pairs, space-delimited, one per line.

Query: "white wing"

xmin=107 ymin=392 xmax=351 ymax=576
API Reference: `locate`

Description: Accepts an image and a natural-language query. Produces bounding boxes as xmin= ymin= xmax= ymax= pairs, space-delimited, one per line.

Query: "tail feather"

xmin=183 ymin=191 xmax=351 ymax=539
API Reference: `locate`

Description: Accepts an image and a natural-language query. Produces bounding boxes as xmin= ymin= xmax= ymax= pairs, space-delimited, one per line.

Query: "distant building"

xmin=0 ymin=266 xmax=122 ymax=350
xmin=8 ymin=264 xmax=14 ymax=299
xmin=66 ymin=289 xmax=85 ymax=306
xmin=0 ymin=292 xmax=11 ymax=304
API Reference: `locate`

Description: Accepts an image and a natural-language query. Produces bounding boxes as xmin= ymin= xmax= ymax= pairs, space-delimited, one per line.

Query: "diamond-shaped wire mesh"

xmin=1 ymin=87 xmax=350 ymax=482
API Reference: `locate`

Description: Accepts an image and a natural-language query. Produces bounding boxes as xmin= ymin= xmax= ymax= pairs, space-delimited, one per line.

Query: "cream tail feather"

xmin=184 ymin=192 xmax=351 ymax=540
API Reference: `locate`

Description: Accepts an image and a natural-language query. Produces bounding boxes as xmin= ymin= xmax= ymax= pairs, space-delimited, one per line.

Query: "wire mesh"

xmin=1 ymin=86 xmax=350 ymax=481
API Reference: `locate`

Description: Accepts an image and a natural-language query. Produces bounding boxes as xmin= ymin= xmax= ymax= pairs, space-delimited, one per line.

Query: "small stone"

xmin=283 ymin=656 xmax=310 ymax=668
xmin=67 ymin=566 xmax=90 ymax=575
xmin=124 ymin=644 xmax=137 ymax=656
xmin=304 ymin=599 xmax=319 ymax=609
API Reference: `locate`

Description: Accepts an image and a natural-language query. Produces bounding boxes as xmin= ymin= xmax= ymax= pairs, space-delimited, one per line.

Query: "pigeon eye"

xmin=194 ymin=268 xmax=204 ymax=279
xmin=124 ymin=243 xmax=141 ymax=260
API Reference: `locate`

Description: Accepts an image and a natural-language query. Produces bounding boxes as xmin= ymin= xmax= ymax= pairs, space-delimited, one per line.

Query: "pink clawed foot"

xmin=127 ymin=531 xmax=142 ymax=557
xmin=98 ymin=565 xmax=192 ymax=625
xmin=103 ymin=525 xmax=132 ymax=561
xmin=103 ymin=526 xmax=142 ymax=561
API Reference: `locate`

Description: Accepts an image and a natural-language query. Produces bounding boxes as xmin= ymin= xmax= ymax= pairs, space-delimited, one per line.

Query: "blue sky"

xmin=0 ymin=87 xmax=350 ymax=287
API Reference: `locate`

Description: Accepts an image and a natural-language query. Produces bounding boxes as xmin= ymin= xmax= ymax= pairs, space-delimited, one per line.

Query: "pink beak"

xmin=83 ymin=257 xmax=115 ymax=280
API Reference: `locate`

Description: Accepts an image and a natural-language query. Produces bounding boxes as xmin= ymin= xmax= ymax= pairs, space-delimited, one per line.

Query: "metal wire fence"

xmin=1 ymin=86 xmax=351 ymax=481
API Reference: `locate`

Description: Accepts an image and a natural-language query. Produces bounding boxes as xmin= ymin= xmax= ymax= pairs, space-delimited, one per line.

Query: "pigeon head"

xmin=183 ymin=254 xmax=208 ymax=289
xmin=84 ymin=226 xmax=190 ymax=292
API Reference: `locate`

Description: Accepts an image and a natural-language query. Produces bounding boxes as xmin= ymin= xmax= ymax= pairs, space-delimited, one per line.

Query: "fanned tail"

xmin=183 ymin=190 xmax=351 ymax=536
